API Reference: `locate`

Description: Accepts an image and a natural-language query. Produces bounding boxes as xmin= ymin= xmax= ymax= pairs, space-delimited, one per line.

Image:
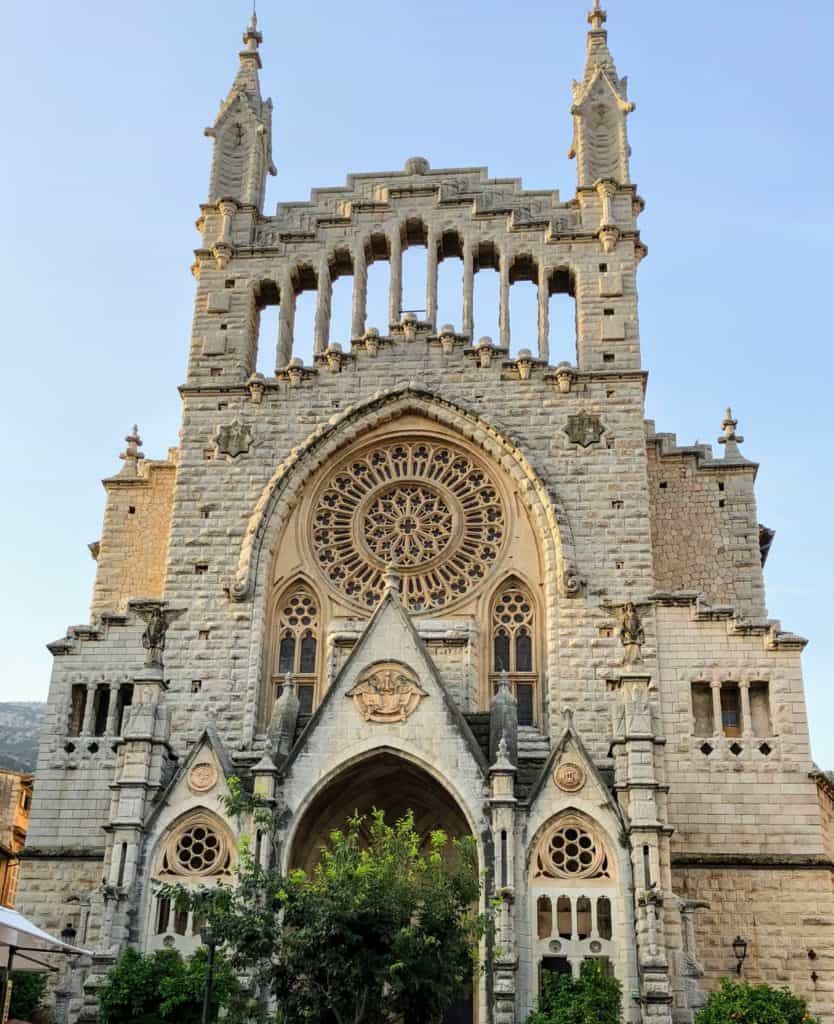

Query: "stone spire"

xmin=117 ymin=425 xmax=144 ymax=477
xmin=204 ymin=11 xmax=276 ymax=211
xmin=569 ymin=1 xmax=635 ymax=188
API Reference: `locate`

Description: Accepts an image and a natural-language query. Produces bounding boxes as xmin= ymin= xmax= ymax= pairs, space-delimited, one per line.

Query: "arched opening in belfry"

xmin=401 ymin=219 xmax=428 ymax=322
xmin=437 ymin=230 xmax=464 ymax=334
xmin=473 ymin=242 xmax=500 ymax=346
xmin=547 ymin=267 xmax=577 ymax=365
xmin=292 ymin=263 xmax=319 ymax=366
xmin=365 ymin=233 xmax=390 ymax=335
xmin=509 ymin=254 xmax=540 ymax=359
xmin=255 ymin=278 xmax=281 ymax=376
xmin=327 ymin=249 xmax=354 ymax=348
xmin=288 ymin=751 xmax=477 ymax=1023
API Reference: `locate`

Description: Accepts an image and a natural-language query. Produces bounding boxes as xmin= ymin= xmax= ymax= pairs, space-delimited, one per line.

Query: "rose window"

xmin=534 ymin=817 xmax=609 ymax=880
xmin=311 ymin=440 xmax=506 ymax=612
xmin=160 ymin=816 xmax=232 ymax=878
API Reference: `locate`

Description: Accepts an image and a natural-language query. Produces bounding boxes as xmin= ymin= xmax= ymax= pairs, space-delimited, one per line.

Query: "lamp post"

xmin=732 ymin=935 xmax=748 ymax=975
xmin=200 ymin=925 xmax=222 ymax=1024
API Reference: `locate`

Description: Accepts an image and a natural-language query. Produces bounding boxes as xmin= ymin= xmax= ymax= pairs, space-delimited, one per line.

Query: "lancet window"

xmin=272 ymin=584 xmax=319 ymax=715
xmin=491 ymin=579 xmax=537 ymax=726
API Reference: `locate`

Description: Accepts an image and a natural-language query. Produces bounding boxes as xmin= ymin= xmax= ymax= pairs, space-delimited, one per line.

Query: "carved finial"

xmin=718 ymin=406 xmax=746 ymax=461
xmin=588 ymin=0 xmax=607 ymax=31
xmin=498 ymin=669 xmax=512 ymax=695
xmin=118 ymin=425 xmax=145 ymax=477
xmin=242 ymin=6 xmax=262 ymax=52
xmin=561 ymin=706 xmax=574 ymax=727
xmin=283 ymin=670 xmax=295 ymax=694
xmin=384 ymin=561 xmax=402 ymax=596
xmin=492 ymin=731 xmax=514 ymax=771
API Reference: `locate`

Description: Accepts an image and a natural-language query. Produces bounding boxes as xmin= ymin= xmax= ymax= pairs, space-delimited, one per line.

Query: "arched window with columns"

xmin=490 ymin=577 xmax=538 ymax=726
xmin=146 ymin=810 xmax=235 ymax=954
xmin=529 ymin=812 xmax=619 ymax=988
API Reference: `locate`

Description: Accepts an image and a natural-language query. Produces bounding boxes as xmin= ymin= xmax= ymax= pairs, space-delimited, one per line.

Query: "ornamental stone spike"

xmin=118 ymin=424 xmax=145 ymax=477
xmin=384 ymin=560 xmax=402 ymax=597
xmin=718 ymin=406 xmax=746 ymax=461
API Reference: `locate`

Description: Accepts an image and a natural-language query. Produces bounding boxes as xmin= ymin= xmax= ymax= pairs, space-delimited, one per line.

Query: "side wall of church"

xmin=673 ymin=866 xmax=834 ymax=1021
xmin=91 ymin=457 xmax=178 ymax=616
xmin=646 ymin=431 xmax=765 ymax=617
xmin=16 ymin=856 xmax=104 ymax=947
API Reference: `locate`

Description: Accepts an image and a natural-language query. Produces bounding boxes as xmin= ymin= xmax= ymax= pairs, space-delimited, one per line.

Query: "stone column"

xmin=105 ymin=683 xmax=120 ymax=736
xmin=489 ymin=738 xmax=517 ymax=1024
xmin=352 ymin=241 xmax=368 ymax=340
xmin=81 ymin=685 xmax=97 ymax=736
xmin=276 ymin=272 xmax=296 ymax=370
xmin=426 ymin=228 xmax=439 ymax=329
xmin=314 ymin=256 xmax=332 ymax=354
xmin=740 ymin=678 xmax=752 ymax=738
xmin=537 ymin=263 xmax=550 ymax=363
xmin=710 ymin=675 xmax=723 ymax=736
xmin=388 ymin=227 xmax=402 ymax=328
xmin=462 ymin=240 xmax=474 ymax=339
xmin=499 ymin=250 xmax=511 ymax=349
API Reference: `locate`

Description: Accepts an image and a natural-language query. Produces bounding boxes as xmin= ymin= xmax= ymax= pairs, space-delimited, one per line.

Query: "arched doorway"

xmin=288 ymin=752 xmax=477 ymax=1023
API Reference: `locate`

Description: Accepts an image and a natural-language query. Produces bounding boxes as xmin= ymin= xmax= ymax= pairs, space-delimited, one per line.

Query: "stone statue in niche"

xmin=619 ymin=601 xmax=645 ymax=665
xmin=564 ymin=412 xmax=606 ymax=448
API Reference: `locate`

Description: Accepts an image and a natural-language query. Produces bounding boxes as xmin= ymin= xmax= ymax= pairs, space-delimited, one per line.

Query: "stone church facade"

xmin=18 ymin=5 xmax=834 ymax=1022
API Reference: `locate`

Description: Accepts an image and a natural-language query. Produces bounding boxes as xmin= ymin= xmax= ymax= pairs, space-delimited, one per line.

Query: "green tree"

xmin=97 ymin=946 xmax=243 ymax=1024
xmin=695 ymin=979 xmax=820 ymax=1024
xmin=525 ymin=959 xmax=623 ymax=1024
xmin=164 ymin=793 xmax=486 ymax=1024
xmin=8 ymin=971 xmax=47 ymax=1021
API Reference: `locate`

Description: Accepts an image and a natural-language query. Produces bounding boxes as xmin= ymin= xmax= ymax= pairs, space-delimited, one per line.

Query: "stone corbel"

xmin=362 ymin=327 xmax=380 ymax=357
xmin=277 ymin=357 xmax=317 ymax=388
xmin=247 ymin=373 xmax=266 ymax=404
xmin=598 ymin=225 xmax=621 ymax=254
xmin=546 ymin=361 xmax=576 ymax=394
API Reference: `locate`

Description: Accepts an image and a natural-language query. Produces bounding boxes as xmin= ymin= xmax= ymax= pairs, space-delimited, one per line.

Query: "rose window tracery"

xmin=311 ymin=440 xmax=506 ymax=612
xmin=159 ymin=816 xmax=232 ymax=879
xmin=534 ymin=817 xmax=610 ymax=880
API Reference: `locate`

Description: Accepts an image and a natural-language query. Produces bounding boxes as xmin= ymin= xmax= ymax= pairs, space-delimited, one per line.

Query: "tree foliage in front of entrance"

xmin=163 ymin=796 xmax=486 ymax=1024
xmin=695 ymin=979 xmax=820 ymax=1024
xmin=97 ymin=947 xmax=244 ymax=1024
xmin=525 ymin=958 xmax=622 ymax=1024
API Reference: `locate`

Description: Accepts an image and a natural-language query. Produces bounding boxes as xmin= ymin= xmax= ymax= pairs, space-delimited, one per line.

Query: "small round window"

xmin=535 ymin=816 xmax=609 ymax=880
xmin=160 ymin=816 xmax=232 ymax=878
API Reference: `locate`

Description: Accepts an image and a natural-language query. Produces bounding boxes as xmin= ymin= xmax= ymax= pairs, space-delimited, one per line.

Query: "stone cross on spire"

xmin=118 ymin=425 xmax=145 ymax=477
xmin=718 ymin=407 xmax=748 ymax=462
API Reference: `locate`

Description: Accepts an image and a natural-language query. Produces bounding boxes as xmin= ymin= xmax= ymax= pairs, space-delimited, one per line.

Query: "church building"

xmin=18 ymin=5 xmax=834 ymax=1022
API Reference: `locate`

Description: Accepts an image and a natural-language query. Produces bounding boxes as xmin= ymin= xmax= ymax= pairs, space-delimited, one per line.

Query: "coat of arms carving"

xmin=346 ymin=663 xmax=428 ymax=723
xmin=215 ymin=420 xmax=253 ymax=458
xmin=564 ymin=412 xmax=606 ymax=448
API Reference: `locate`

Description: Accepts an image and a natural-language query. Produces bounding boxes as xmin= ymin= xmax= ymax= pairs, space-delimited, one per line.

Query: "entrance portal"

xmin=288 ymin=752 xmax=476 ymax=1023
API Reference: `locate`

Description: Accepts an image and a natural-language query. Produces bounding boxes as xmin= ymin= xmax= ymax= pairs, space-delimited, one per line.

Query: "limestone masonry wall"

xmin=90 ymin=455 xmax=177 ymax=616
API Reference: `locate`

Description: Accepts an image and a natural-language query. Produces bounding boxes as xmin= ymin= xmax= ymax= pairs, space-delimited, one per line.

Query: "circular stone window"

xmin=536 ymin=817 xmax=608 ymax=880
xmin=160 ymin=816 xmax=232 ymax=878
xmin=311 ymin=440 xmax=506 ymax=612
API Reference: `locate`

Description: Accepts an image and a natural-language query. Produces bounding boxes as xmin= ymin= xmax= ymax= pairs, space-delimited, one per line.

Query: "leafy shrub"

xmin=695 ymin=979 xmax=820 ymax=1024
xmin=525 ymin=958 xmax=622 ymax=1024
xmin=97 ymin=946 xmax=242 ymax=1024
xmin=9 ymin=971 xmax=48 ymax=1020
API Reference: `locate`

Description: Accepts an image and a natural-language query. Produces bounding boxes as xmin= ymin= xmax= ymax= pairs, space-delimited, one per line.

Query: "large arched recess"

xmin=285 ymin=750 xmax=478 ymax=1024
xmin=233 ymin=383 xmax=581 ymax=742
xmin=287 ymin=750 xmax=473 ymax=875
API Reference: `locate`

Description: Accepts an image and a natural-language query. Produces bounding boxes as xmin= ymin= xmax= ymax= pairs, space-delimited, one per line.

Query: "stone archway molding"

xmin=230 ymin=381 xmax=581 ymax=603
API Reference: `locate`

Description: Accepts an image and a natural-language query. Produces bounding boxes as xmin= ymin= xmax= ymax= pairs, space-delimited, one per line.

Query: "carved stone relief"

xmin=346 ymin=663 xmax=428 ymax=723
xmin=564 ymin=412 xmax=606 ymax=448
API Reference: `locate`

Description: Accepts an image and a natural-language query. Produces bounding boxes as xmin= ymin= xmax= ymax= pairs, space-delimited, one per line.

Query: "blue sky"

xmin=1 ymin=1 xmax=832 ymax=764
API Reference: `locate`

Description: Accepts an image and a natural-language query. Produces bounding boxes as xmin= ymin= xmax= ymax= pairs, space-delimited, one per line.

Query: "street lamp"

xmin=732 ymin=935 xmax=748 ymax=975
xmin=200 ymin=924 xmax=223 ymax=1024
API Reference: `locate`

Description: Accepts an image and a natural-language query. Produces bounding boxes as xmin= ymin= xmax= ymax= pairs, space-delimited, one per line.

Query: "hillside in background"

xmin=0 ymin=703 xmax=45 ymax=772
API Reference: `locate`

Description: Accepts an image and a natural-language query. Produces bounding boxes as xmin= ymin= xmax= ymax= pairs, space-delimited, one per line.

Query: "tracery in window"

xmin=158 ymin=815 xmax=232 ymax=879
xmin=533 ymin=816 xmax=610 ymax=881
xmin=490 ymin=578 xmax=537 ymax=726
xmin=310 ymin=439 xmax=506 ymax=613
xmin=273 ymin=584 xmax=319 ymax=715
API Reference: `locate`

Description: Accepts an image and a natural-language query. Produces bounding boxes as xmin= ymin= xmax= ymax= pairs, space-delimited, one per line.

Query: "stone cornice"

xmin=672 ymin=853 xmax=834 ymax=871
